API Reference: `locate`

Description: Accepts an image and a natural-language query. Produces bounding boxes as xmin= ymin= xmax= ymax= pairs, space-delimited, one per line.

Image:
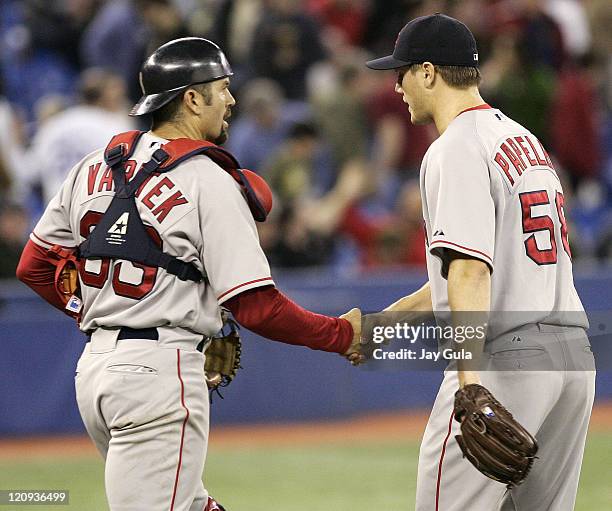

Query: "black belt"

xmin=117 ymin=326 xmax=159 ymax=340
xmin=115 ymin=327 xmax=205 ymax=353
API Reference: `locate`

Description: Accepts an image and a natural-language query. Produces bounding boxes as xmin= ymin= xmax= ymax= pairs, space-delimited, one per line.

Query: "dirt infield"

xmin=1 ymin=403 xmax=611 ymax=460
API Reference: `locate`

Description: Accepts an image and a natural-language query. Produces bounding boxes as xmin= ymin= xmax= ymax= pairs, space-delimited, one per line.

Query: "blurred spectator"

xmin=362 ymin=0 xmax=422 ymax=57
xmin=312 ymin=60 xmax=370 ymax=167
xmin=267 ymin=157 xmax=369 ymax=267
xmin=367 ymin=74 xmax=435 ymax=183
xmin=0 ymin=79 xmax=25 ymax=202
xmin=585 ymin=0 xmax=612 ymax=112
xmin=307 ymin=0 xmax=368 ymax=46
xmin=136 ymin=0 xmax=188 ymax=51
xmin=264 ymin=122 xmax=320 ymax=204
xmin=585 ymin=0 xmax=612 ymax=64
xmin=180 ymin=0 xmax=223 ymax=37
xmin=25 ymin=68 xmax=134 ymax=204
xmin=267 ymin=204 xmax=335 ymax=267
xmin=544 ymin=0 xmax=591 ymax=58
xmin=81 ymin=0 xmax=188 ymax=102
xmin=33 ymin=94 xmax=69 ymax=125
xmin=24 ymin=0 xmax=99 ymax=69
xmin=0 ymin=204 xmax=29 ymax=278
xmin=212 ymin=0 xmax=264 ymax=69
xmin=0 ymin=1 xmax=79 ymax=120
xmin=480 ymin=33 xmax=556 ymax=144
xmin=550 ymin=55 xmax=603 ymax=190
xmin=227 ymin=78 xmax=308 ymax=170
xmin=516 ymin=0 xmax=566 ymax=70
xmin=262 ymin=122 xmax=369 ymax=267
xmin=339 ymin=180 xmax=426 ymax=269
xmin=488 ymin=0 xmax=566 ymax=70
xmin=306 ymin=21 xmax=368 ymax=102
xmin=393 ymin=180 xmax=427 ymax=267
xmin=80 ymin=0 xmax=148 ymax=101
xmin=250 ymin=0 xmax=326 ymax=99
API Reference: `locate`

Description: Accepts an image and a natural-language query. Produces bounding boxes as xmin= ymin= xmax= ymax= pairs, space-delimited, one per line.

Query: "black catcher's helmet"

xmin=130 ymin=37 xmax=233 ymax=116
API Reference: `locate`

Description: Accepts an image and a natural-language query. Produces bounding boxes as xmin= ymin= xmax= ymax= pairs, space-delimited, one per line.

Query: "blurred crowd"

xmin=0 ymin=0 xmax=611 ymax=278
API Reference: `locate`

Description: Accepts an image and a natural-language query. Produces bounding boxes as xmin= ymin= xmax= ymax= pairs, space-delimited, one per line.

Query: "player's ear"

xmin=422 ymin=62 xmax=436 ymax=89
xmin=183 ymin=88 xmax=203 ymax=115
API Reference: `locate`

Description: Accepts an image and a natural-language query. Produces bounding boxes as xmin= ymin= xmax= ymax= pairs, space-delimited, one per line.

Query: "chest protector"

xmin=78 ymin=130 xmax=271 ymax=283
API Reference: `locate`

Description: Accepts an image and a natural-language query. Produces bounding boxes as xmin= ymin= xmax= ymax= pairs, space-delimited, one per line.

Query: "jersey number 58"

xmin=519 ymin=190 xmax=571 ymax=265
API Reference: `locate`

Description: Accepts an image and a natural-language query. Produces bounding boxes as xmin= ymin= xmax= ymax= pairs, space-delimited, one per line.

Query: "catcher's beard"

xmin=211 ymin=108 xmax=232 ymax=145
xmin=206 ymin=119 xmax=229 ymax=145
xmin=213 ymin=127 xmax=228 ymax=145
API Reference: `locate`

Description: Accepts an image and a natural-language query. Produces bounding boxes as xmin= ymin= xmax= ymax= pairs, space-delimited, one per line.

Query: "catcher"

xmin=17 ymin=37 xmax=362 ymax=511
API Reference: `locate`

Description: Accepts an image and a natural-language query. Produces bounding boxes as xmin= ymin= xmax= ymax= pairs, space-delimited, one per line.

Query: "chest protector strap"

xmin=78 ymin=130 xmax=248 ymax=283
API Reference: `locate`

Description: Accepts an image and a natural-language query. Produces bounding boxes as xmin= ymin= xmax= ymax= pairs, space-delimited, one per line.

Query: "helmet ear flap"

xmin=229 ymin=169 xmax=273 ymax=222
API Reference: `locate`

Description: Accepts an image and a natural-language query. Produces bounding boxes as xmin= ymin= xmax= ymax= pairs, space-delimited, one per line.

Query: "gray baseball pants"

xmin=75 ymin=329 xmax=211 ymax=511
xmin=416 ymin=324 xmax=596 ymax=511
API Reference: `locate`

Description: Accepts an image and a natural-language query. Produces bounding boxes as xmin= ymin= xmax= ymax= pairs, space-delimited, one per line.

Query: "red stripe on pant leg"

xmin=170 ymin=349 xmax=190 ymax=511
xmin=435 ymin=411 xmax=455 ymax=511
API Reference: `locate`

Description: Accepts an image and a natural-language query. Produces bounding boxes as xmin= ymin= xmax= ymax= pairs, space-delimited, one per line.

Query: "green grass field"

xmin=1 ymin=433 xmax=611 ymax=510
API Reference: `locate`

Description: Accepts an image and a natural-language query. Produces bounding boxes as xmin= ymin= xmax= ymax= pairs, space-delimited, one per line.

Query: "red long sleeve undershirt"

xmin=16 ymin=239 xmax=353 ymax=354
xmin=16 ymin=239 xmax=67 ymax=311
xmin=224 ymin=286 xmax=353 ymax=354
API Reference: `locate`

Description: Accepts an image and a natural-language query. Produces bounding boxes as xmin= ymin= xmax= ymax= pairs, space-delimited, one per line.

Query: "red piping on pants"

xmin=170 ymin=349 xmax=190 ymax=511
xmin=436 ymin=411 xmax=455 ymax=511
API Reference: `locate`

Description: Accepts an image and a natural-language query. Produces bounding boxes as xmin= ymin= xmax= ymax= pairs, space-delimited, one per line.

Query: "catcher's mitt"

xmin=47 ymin=244 xmax=82 ymax=318
xmin=204 ymin=317 xmax=242 ymax=391
xmin=454 ymin=383 xmax=538 ymax=487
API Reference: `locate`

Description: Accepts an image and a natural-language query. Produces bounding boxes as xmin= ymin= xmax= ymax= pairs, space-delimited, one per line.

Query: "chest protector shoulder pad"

xmin=78 ymin=130 xmax=267 ymax=283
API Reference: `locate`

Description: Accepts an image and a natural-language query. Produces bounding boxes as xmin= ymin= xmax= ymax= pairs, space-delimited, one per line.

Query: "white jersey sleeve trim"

xmin=429 ymin=239 xmax=493 ymax=268
xmin=217 ymin=277 xmax=275 ymax=304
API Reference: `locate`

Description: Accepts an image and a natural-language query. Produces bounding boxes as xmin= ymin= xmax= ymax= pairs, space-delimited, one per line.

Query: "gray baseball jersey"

xmin=31 ymin=131 xmax=274 ymax=345
xmin=416 ymin=106 xmax=595 ymax=511
xmin=420 ymin=105 xmax=588 ymax=338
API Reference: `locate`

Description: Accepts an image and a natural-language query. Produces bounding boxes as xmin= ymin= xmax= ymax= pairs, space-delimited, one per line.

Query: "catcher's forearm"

xmin=224 ymin=286 xmax=352 ymax=354
xmin=383 ymin=282 xmax=432 ymax=316
xmin=16 ymin=239 xmax=67 ymax=311
xmin=447 ymin=256 xmax=491 ymax=387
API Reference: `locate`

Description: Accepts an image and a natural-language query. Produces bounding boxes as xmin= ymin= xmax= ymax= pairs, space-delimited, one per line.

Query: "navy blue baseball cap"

xmin=366 ymin=13 xmax=479 ymax=70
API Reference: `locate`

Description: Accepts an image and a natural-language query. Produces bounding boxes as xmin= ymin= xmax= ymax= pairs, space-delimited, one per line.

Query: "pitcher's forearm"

xmin=383 ymin=282 xmax=432 ymax=318
xmin=447 ymin=257 xmax=491 ymax=387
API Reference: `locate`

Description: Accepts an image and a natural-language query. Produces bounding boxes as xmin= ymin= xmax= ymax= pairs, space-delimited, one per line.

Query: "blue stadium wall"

xmin=1 ymin=269 xmax=611 ymax=436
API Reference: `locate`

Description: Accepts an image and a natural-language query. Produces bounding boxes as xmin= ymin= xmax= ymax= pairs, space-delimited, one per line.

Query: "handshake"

xmin=339 ymin=308 xmax=367 ymax=366
xmin=337 ymin=307 xmax=426 ymax=366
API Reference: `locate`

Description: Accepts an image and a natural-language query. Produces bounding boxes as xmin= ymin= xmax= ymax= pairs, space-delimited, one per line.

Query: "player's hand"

xmin=340 ymin=307 xmax=364 ymax=366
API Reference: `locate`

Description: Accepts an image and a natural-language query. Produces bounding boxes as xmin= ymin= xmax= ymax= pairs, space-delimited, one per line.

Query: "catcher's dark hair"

xmin=406 ymin=63 xmax=481 ymax=88
xmin=151 ymin=82 xmax=213 ymax=127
